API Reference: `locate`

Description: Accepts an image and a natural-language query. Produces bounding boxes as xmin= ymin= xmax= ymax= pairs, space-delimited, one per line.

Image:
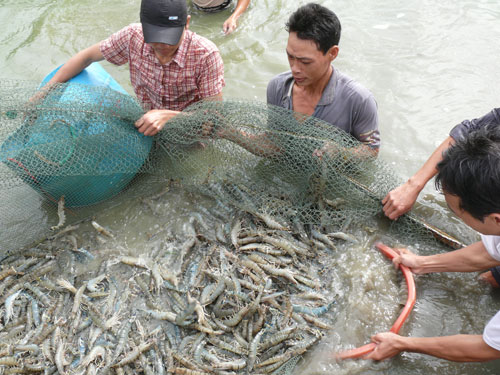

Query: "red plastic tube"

xmin=337 ymin=242 xmax=417 ymax=360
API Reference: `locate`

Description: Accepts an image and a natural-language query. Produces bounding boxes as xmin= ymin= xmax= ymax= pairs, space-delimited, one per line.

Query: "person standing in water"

xmin=367 ymin=125 xmax=500 ymax=362
xmin=382 ymin=108 xmax=500 ymax=287
xmin=192 ymin=0 xmax=250 ymax=34
xmin=46 ymin=0 xmax=225 ymax=136
xmin=214 ymin=3 xmax=380 ymax=160
xmin=267 ymin=2 xmax=380 ymax=156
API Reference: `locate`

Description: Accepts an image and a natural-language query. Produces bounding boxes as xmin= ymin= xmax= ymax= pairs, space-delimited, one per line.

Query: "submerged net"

xmin=0 ymin=81 xmax=478 ymax=374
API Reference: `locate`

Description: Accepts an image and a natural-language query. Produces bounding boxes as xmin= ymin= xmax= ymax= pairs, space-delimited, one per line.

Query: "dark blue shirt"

xmin=449 ymin=108 xmax=500 ymax=141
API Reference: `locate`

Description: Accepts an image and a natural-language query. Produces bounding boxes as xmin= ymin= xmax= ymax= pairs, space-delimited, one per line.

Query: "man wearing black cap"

xmin=47 ymin=0 xmax=225 ymax=136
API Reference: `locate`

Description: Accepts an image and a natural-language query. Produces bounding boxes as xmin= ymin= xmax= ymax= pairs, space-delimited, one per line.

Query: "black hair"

xmin=286 ymin=3 xmax=341 ymax=54
xmin=435 ymin=124 xmax=500 ymax=221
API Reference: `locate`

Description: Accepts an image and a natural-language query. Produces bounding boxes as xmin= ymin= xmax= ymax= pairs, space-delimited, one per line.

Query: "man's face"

xmin=445 ymin=192 xmax=500 ymax=235
xmin=149 ymin=16 xmax=190 ymax=62
xmin=150 ymin=38 xmax=183 ymax=59
xmin=285 ymin=32 xmax=338 ymax=87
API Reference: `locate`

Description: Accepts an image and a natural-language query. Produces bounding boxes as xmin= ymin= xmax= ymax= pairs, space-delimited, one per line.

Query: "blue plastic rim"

xmin=40 ymin=62 xmax=128 ymax=94
xmin=1 ymin=62 xmax=153 ymax=207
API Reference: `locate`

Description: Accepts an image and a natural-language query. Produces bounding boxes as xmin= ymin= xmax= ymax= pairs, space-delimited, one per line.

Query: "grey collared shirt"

xmin=266 ymin=68 xmax=380 ymax=149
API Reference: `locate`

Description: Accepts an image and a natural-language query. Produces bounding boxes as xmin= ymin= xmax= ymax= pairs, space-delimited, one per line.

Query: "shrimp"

xmin=213 ymin=358 xmax=247 ymax=371
xmin=248 ymin=328 xmax=265 ymax=372
xmin=87 ymin=274 xmax=106 ymax=293
xmin=5 ymin=290 xmax=22 ymax=325
xmin=56 ymin=278 xmax=77 ymax=294
xmin=50 ymin=195 xmax=66 ymax=231
xmin=91 ymin=220 xmax=114 ymax=238
xmin=259 ymin=263 xmax=297 ymax=284
xmin=0 ymin=266 xmax=22 ymax=281
xmin=230 ymin=217 xmax=242 ymax=249
xmin=112 ymin=341 xmax=154 ymax=367
xmin=78 ymin=345 xmax=106 ymax=368
xmin=170 ymin=368 xmax=211 ymax=375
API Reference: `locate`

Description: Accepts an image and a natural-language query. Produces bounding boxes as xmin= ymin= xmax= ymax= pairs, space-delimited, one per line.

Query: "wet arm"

xmin=408 ymin=241 xmax=500 ymax=274
xmin=222 ymin=0 xmax=250 ymax=34
xmin=218 ymin=127 xmax=281 ymax=158
xmin=231 ymin=0 xmax=250 ymax=19
xmin=402 ymin=135 xmax=455 ymax=197
xmin=313 ymin=141 xmax=378 ymax=164
xmin=368 ymin=332 xmax=500 ymax=362
xmin=47 ymin=43 xmax=104 ymax=84
xmin=382 ymin=136 xmax=455 ymax=219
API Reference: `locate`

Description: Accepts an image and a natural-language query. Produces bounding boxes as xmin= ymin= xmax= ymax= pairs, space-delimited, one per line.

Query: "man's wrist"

xmin=406 ymin=175 xmax=426 ymax=192
xmin=415 ymin=255 xmax=440 ymax=274
xmin=399 ymin=336 xmax=418 ymax=353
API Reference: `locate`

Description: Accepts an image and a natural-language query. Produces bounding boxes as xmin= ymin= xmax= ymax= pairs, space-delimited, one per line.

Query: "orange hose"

xmin=336 ymin=242 xmax=416 ymax=360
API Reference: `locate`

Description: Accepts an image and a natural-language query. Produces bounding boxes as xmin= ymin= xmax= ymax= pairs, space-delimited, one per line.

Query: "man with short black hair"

xmin=267 ymin=3 xmax=380 ymax=153
xmin=382 ymin=108 xmax=500 ymax=287
xmin=47 ymin=0 xmax=225 ymax=136
xmin=366 ymin=125 xmax=500 ymax=362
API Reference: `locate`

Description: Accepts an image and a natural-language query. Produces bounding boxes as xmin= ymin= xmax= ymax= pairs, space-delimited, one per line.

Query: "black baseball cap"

xmin=140 ymin=0 xmax=188 ymax=45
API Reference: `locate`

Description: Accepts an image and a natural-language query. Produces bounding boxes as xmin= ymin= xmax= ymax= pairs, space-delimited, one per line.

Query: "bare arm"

xmin=382 ymin=136 xmax=455 ymax=220
xmin=217 ymin=126 xmax=281 ymax=158
xmin=313 ymin=141 xmax=378 ymax=162
xmin=135 ymin=93 xmax=223 ymax=137
xmin=366 ymin=332 xmax=500 ymax=362
xmin=46 ymin=43 xmax=104 ymax=84
xmin=222 ymin=0 xmax=250 ymax=34
xmin=393 ymin=241 xmax=500 ymax=274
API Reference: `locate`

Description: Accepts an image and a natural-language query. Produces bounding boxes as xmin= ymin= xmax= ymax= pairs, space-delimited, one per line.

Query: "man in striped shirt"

xmin=47 ymin=0 xmax=225 ymax=136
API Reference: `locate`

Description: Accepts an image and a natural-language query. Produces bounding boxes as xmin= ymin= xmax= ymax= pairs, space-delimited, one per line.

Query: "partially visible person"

xmin=382 ymin=108 xmax=500 ymax=219
xmin=45 ymin=0 xmax=224 ymax=136
xmin=382 ymin=108 xmax=500 ymax=287
xmin=367 ymin=125 xmax=500 ymax=362
xmin=192 ymin=0 xmax=250 ymax=34
xmin=218 ymin=3 xmax=380 ymax=159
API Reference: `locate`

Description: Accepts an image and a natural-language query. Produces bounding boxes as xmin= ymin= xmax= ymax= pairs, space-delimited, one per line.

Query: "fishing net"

xmin=0 ymin=80 xmax=152 ymax=251
xmin=1 ymin=80 xmax=478 ymax=255
xmin=0 ymin=80 xmax=479 ymax=374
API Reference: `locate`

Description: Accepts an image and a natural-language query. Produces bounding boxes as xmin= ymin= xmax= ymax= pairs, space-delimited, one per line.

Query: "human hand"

xmin=135 ymin=109 xmax=179 ymax=136
xmin=222 ymin=16 xmax=238 ymax=34
xmin=200 ymin=120 xmax=225 ymax=139
xmin=364 ymin=332 xmax=404 ymax=361
xmin=392 ymin=247 xmax=426 ymax=274
xmin=382 ymin=181 xmax=422 ymax=220
xmin=200 ymin=121 xmax=215 ymax=138
xmin=23 ymin=84 xmax=57 ymax=123
xmin=199 ymin=108 xmax=227 ymax=139
xmin=312 ymin=141 xmax=340 ymax=160
xmin=29 ymin=85 xmax=53 ymax=104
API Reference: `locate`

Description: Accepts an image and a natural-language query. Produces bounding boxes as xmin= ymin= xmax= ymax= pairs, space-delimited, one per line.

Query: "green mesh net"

xmin=1 ymin=81 xmax=152 ymax=251
xmin=151 ymin=98 xmax=477 ymax=251
xmin=0 ymin=82 xmax=478 ymax=374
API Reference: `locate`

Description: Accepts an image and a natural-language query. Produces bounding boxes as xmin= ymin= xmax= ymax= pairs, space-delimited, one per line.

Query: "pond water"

xmin=1 ymin=0 xmax=500 ymax=373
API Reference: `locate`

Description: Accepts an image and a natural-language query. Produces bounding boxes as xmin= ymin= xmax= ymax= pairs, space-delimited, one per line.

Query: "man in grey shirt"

xmin=215 ymin=4 xmax=379 ymax=159
xmin=267 ymin=3 xmax=380 ymax=154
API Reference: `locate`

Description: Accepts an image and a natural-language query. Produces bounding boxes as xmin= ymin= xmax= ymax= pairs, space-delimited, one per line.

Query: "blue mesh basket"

xmin=0 ymin=62 xmax=153 ymax=207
